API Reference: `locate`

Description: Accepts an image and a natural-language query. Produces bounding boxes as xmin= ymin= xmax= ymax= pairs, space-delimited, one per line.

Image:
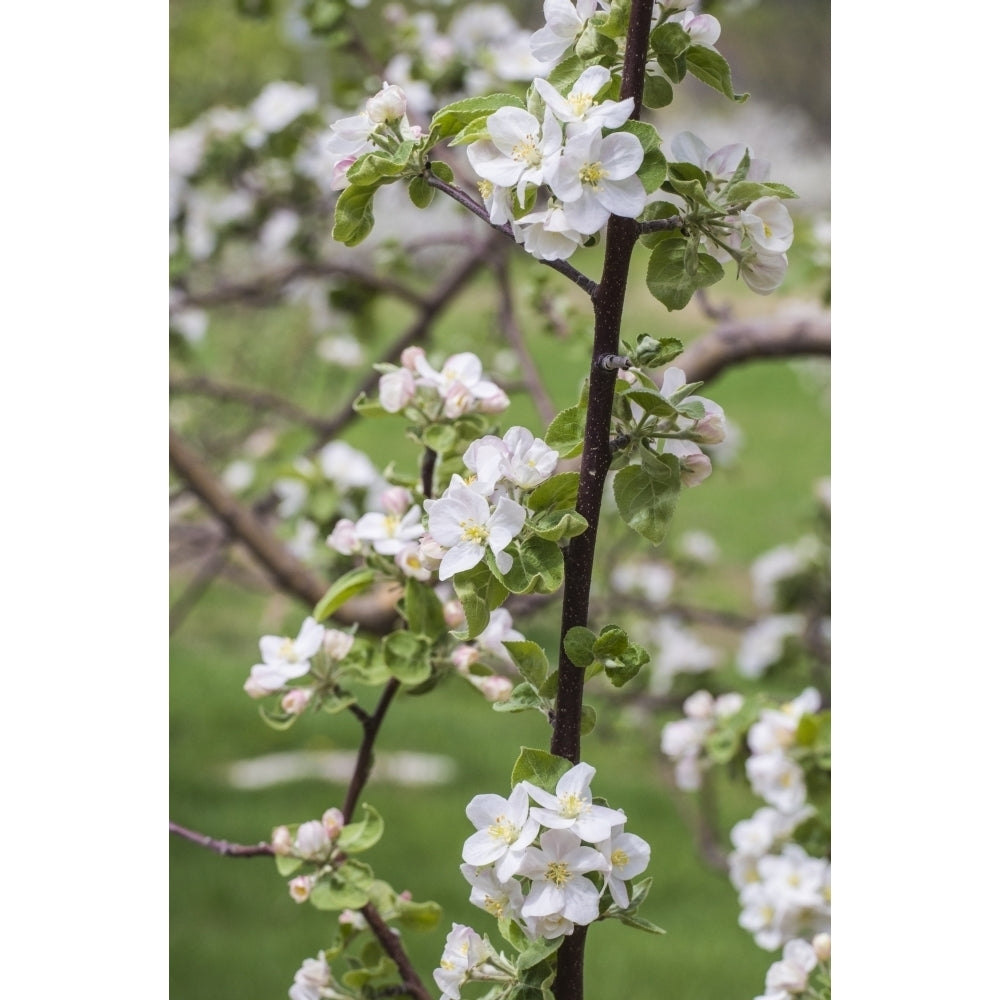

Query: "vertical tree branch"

xmin=549 ymin=3 xmax=655 ymax=998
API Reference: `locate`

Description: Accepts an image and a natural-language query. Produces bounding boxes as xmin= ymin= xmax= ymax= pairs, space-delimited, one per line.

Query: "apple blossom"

xmin=248 ymin=616 xmax=325 ymax=693
xmin=596 ymin=826 xmax=651 ymax=908
xmin=658 ymin=366 xmax=728 ymax=445
xmin=741 ymin=249 xmax=789 ymax=295
xmin=288 ymin=874 xmax=316 ymax=904
xmin=460 ymin=862 xmax=525 ymax=920
xmin=322 ymin=807 xmax=345 ymax=839
xmin=765 ymin=937 xmax=818 ymax=994
xmin=667 ymin=10 xmax=722 ymax=47
xmin=533 ymin=65 xmax=633 ymax=135
xmin=294 ymin=820 xmax=332 ymax=859
xmin=424 ymin=476 xmax=527 ymax=578
xmin=354 ymin=504 xmax=424 ymax=555
xmin=281 ymin=687 xmax=313 ymax=715
xmin=518 ymin=828 xmax=609 ymax=926
xmin=659 ymin=437 xmax=713 ymax=487
xmin=462 ymin=784 xmax=540 ymax=881
xmin=289 ymin=951 xmax=337 ymax=1000
xmin=529 ymin=0 xmax=607 ymax=64
xmin=323 ymin=627 xmax=355 ymax=661
xmin=433 ymin=924 xmax=493 ymax=1000
xmin=272 ymin=825 xmax=293 ymax=855
xmin=395 ymin=542 xmax=432 ymax=581
xmin=377 ymin=368 xmax=416 ymax=413
xmin=524 ymin=762 xmax=625 ymax=842
xmin=549 ymin=127 xmax=647 ymax=235
xmin=466 ymin=106 xmax=562 ymax=205
xmin=512 ymin=204 xmax=586 ymax=261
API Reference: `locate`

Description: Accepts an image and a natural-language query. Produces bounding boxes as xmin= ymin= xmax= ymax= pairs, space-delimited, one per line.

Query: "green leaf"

xmin=605 ymin=659 xmax=642 ymax=688
xmin=451 ymin=563 xmax=494 ymax=640
xmin=617 ymin=120 xmax=663 ymax=155
xmin=449 ymin=114 xmax=493 ymax=147
xmin=422 ymin=422 xmax=457 ymax=453
xmin=407 ymin=174 xmax=433 ymax=208
xmin=563 ymin=625 xmax=597 ymax=668
xmin=530 ymin=508 xmax=589 ymax=542
xmin=338 ymin=804 xmax=385 ymax=853
xmin=542 ymin=53 xmax=586 ymax=93
xmin=395 ymin=896 xmax=443 ymax=931
xmin=332 ymin=185 xmax=377 ymax=247
xmin=646 ymin=241 xmax=725 ymax=312
xmin=527 ymin=471 xmax=580 ymax=512
xmin=381 ymin=630 xmax=432 ymax=684
xmin=309 ymin=861 xmax=374 ymax=910
xmin=616 ymin=913 xmax=667 ymax=934
xmin=685 ymin=44 xmax=748 ymax=102
xmin=511 ymin=747 xmax=573 ymax=791
xmin=643 ymin=73 xmax=673 ymax=108
xmin=636 ymin=149 xmax=668 ymax=194
xmin=612 ymin=458 xmax=681 ymax=544
xmin=405 ymin=577 xmax=446 ymax=641
xmin=623 ymin=388 xmax=674 ymax=417
xmin=429 ymin=160 xmax=454 ymax=183
xmin=580 ymin=703 xmax=597 ymax=736
xmin=275 ymin=853 xmax=303 ymax=877
xmin=502 ymin=640 xmax=550 ymax=689
xmin=725 ymin=180 xmax=799 ymax=203
xmin=575 ymin=21 xmax=617 ymax=59
xmin=544 ymin=405 xmax=587 ymax=458
xmin=516 ymin=936 xmax=563 ymax=971
xmin=313 ymin=568 xmax=377 ymax=622
xmin=429 ymin=93 xmax=524 ymax=141
xmin=633 ymin=334 xmax=684 ymax=367
xmin=492 ymin=682 xmax=547 ymax=714
xmin=346 ymin=151 xmax=405 ymax=188
xmin=593 ymin=625 xmax=628 ymax=657
xmin=499 ymin=536 xmax=564 ymax=595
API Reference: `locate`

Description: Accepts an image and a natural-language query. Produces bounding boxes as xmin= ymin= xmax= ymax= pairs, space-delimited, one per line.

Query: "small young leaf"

xmin=685 ymin=44 xmax=748 ymax=102
xmin=502 ymin=640 xmax=550 ymax=689
xmin=313 ymin=568 xmax=377 ymax=622
xmin=563 ymin=625 xmax=597 ymax=668
xmin=511 ymin=747 xmax=573 ymax=791
xmin=338 ymin=804 xmax=385 ymax=853
xmin=612 ymin=461 xmax=681 ymax=544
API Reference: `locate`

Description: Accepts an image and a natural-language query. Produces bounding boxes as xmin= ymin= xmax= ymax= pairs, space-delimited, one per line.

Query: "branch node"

xmin=597 ymin=354 xmax=633 ymax=372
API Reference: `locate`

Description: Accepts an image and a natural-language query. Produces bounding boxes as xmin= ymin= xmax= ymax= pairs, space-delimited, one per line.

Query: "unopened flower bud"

xmin=400 ymin=346 xmax=425 ymax=371
xmin=243 ymin=674 xmax=272 ymax=699
xmin=380 ymin=486 xmax=412 ymax=514
xmin=272 ymin=825 xmax=293 ymax=855
xmin=295 ymin=820 xmax=332 ymax=859
xmin=477 ymin=387 xmax=510 ymax=414
xmin=714 ymin=692 xmax=745 ymax=718
xmin=339 ymin=908 xmax=367 ymax=930
xmin=322 ymin=807 xmax=345 ymax=839
xmin=442 ymin=599 xmax=465 ymax=628
xmin=288 ymin=874 xmax=315 ymax=903
xmin=419 ymin=534 xmax=446 ymax=568
xmin=327 ymin=518 xmax=360 ymax=555
xmin=365 ymin=83 xmax=407 ymax=123
xmin=378 ymin=369 xmax=415 ymax=413
xmin=396 ymin=543 xmax=432 ymax=581
xmin=451 ymin=645 xmax=480 ymax=672
xmin=812 ymin=932 xmax=831 ymax=962
xmin=479 ymin=675 xmax=513 ymax=703
xmin=281 ymin=687 xmax=313 ymax=715
xmin=683 ymin=689 xmax=715 ymax=720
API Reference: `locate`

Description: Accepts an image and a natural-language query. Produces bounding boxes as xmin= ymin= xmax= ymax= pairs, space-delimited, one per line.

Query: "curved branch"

xmin=676 ymin=312 xmax=831 ymax=385
xmin=169 ymin=375 xmax=329 ymax=431
xmin=423 ymin=173 xmax=598 ymax=298
xmin=169 ymin=427 xmax=328 ymax=607
xmin=169 ymin=821 xmax=275 ymax=857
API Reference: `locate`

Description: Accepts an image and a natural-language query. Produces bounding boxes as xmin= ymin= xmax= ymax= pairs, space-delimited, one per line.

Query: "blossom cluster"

xmin=455 ymin=763 xmax=651 ymax=944
xmin=242 ymin=615 xmax=356 ymax=709
xmin=272 ymin=806 xmax=346 ymax=904
xmin=376 ymin=346 xmax=510 ymax=418
xmin=422 ymin=425 xmax=560 ymax=579
xmin=288 ymin=951 xmax=341 ymax=1000
xmin=433 ymin=923 xmax=515 ymax=1000
xmin=754 ymin=934 xmax=831 ymax=1000
xmin=660 ymin=689 xmax=745 ymax=790
xmin=665 ymin=131 xmax=795 ymax=293
xmin=466 ymin=64 xmax=646 ymax=261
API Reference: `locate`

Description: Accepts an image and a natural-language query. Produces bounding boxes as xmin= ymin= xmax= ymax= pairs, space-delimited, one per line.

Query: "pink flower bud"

xmin=418 ymin=534 xmax=446 ymax=567
xmin=281 ymin=687 xmax=313 ymax=715
xmin=477 ymin=387 xmax=511 ymax=414
xmin=400 ymin=346 xmax=425 ymax=371
xmin=479 ymin=675 xmax=513 ymax=703
xmin=327 ymin=518 xmax=360 ymax=555
xmin=243 ymin=674 xmax=272 ymax=699
xmin=365 ymin=83 xmax=407 ymax=123
xmin=442 ymin=599 xmax=465 ymax=628
xmin=451 ymin=645 xmax=479 ymax=672
xmin=395 ymin=543 xmax=432 ymax=581
xmin=683 ymin=690 xmax=715 ymax=720
xmin=271 ymin=825 xmax=293 ymax=855
xmin=322 ymin=807 xmax=345 ymax=839
xmin=380 ymin=486 xmax=412 ymax=514
xmin=378 ymin=369 xmax=416 ymax=413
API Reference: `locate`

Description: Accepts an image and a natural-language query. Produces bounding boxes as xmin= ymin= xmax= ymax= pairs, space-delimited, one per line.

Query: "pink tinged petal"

xmin=598 ymin=133 xmax=645 ymax=178
xmin=659 ymin=366 xmax=687 ymax=397
xmin=670 ymin=130 xmax=710 ymax=168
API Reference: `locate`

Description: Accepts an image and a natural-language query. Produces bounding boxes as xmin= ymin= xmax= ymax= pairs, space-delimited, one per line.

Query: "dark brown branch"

xmin=169 ymin=427 xmax=328 ymax=607
xmin=169 ymin=821 xmax=275 ymax=857
xmin=169 ymin=540 xmax=232 ymax=636
xmin=676 ymin=312 xmax=831 ymax=385
xmin=342 ymin=679 xmax=400 ymax=823
xmin=361 ymin=903 xmax=434 ymax=1000
xmin=494 ymin=258 xmax=557 ymax=428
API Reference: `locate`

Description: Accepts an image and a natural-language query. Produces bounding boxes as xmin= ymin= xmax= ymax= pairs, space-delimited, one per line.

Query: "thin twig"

xmin=342 ymin=679 xmax=400 ymax=823
xmin=169 ymin=375 xmax=329 ymax=431
xmin=169 ymin=821 xmax=275 ymax=857
xmin=494 ymin=258 xmax=557 ymax=427
xmin=361 ymin=903 xmax=434 ymax=1000
xmin=169 ymin=540 xmax=233 ymax=636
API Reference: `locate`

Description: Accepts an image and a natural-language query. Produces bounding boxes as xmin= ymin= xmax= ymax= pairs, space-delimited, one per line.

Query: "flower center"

xmin=487 ymin=816 xmax=518 ymax=844
xmin=278 ymin=637 xmax=297 ymax=661
xmin=512 ymin=137 xmax=541 ymax=166
xmin=460 ymin=519 xmax=490 ymax=545
xmin=478 ymin=179 xmax=494 ymax=199
xmin=568 ymin=92 xmax=593 ymax=117
xmin=611 ymin=848 xmax=629 ymax=869
xmin=579 ymin=161 xmax=607 ymax=188
xmin=545 ymin=861 xmax=571 ymax=886
xmin=558 ymin=792 xmax=587 ymax=818
xmin=484 ymin=894 xmax=505 ymax=917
